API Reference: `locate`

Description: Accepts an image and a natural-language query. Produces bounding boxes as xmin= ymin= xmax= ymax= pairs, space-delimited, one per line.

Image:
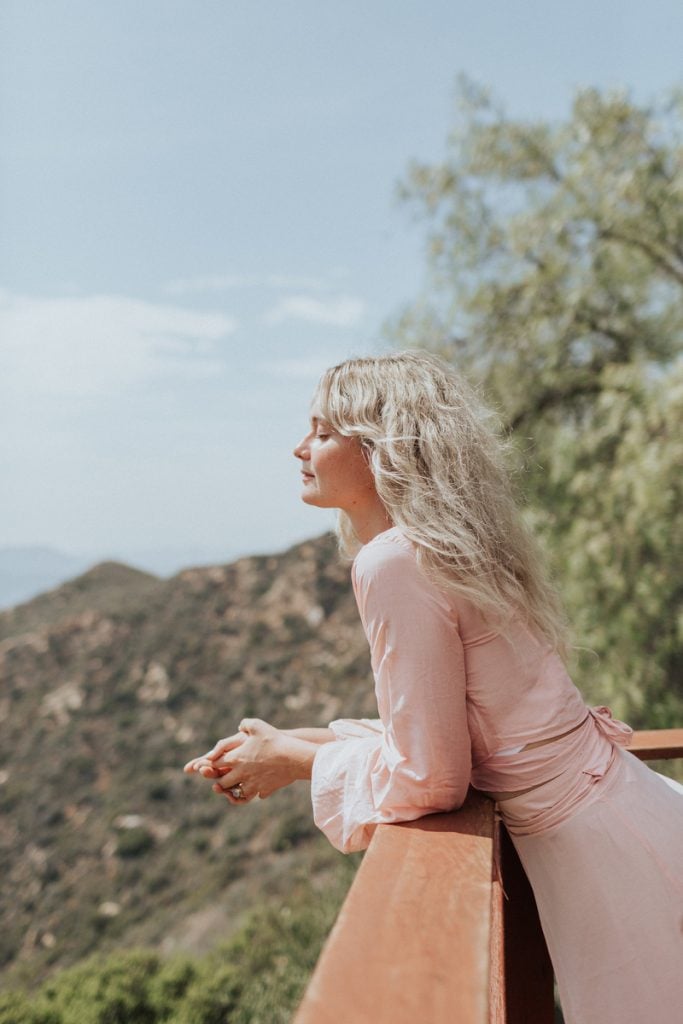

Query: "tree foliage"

xmin=0 ymin=869 xmax=356 ymax=1024
xmin=392 ymin=79 xmax=683 ymax=723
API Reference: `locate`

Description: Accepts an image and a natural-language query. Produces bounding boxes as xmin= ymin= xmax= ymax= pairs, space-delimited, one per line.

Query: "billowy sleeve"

xmin=328 ymin=717 xmax=383 ymax=740
xmin=311 ymin=538 xmax=471 ymax=853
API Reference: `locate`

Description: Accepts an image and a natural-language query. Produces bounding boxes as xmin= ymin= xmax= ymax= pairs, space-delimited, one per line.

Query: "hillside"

xmin=0 ymin=547 xmax=97 ymax=612
xmin=0 ymin=532 xmax=373 ymax=990
xmin=0 ymin=560 xmax=161 ymax=639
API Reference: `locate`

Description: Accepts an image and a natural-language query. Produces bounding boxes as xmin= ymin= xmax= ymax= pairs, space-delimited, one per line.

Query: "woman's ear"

xmin=360 ymin=438 xmax=375 ymax=465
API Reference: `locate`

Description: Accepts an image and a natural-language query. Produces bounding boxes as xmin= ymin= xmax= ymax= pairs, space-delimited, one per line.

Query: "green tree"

xmin=393 ymin=79 xmax=683 ymax=723
xmin=0 ymin=867 xmax=358 ymax=1024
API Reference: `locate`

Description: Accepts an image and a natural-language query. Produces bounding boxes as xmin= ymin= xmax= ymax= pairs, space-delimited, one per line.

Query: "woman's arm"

xmin=281 ymin=727 xmax=335 ymax=744
xmin=311 ymin=539 xmax=472 ymax=853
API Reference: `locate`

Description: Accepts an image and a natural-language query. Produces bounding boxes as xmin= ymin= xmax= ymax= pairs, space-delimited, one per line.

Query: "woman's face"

xmin=293 ymin=406 xmax=378 ymax=512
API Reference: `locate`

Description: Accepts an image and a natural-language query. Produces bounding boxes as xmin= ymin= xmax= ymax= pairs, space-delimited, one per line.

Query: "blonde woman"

xmin=185 ymin=350 xmax=683 ymax=1023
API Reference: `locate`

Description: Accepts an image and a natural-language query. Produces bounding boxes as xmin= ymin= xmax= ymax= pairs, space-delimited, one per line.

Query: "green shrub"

xmin=170 ymin=962 xmax=244 ymax=1024
xmin=116 ymin=827 xmax=156 ymax=858
xmin=39 ymin=950 xmax=162 ymax=1024
xmin=0 ymin=991 xmax=55 ymax=1024
xmin=1 ymin=866 xmax=358 ymax=1023
xmin=148 ymin=957 xmax=198 ymax=1018
xmin=147 ymin=781 xmax=171 ymax=802
xmin=271 ymin=812 xmax=317 ymax=852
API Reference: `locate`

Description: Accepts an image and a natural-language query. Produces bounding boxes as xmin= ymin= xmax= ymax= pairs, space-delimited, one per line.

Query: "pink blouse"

xmin=310 ymin=527 xmax=591 ymax=852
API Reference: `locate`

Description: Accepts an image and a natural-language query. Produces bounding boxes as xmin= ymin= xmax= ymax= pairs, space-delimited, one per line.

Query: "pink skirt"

xmin=499 ymin=747 xmax=683 ymax=1024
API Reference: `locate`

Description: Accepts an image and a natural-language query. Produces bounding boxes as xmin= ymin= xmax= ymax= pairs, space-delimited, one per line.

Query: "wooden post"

xmin=500 ymin=825 xmax=555 ymax=1022
xmin=488 ymin=822 xmax=554 ymax=1023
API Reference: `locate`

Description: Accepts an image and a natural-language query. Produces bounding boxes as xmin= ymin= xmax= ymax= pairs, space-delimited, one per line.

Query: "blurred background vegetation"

xmin=393 ymin=78 xmax=682 ymax=727
xmin=1 ymin=80 xmax=681 ymax=1021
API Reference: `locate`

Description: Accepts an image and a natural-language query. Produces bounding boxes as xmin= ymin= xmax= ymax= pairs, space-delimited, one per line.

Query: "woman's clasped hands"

xmin=183 ymin=718 xmax=318 ymax=805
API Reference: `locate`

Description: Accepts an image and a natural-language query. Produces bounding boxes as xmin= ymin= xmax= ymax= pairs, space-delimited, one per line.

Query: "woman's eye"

xmin=316 ymin=432 xmax=330 ymax=440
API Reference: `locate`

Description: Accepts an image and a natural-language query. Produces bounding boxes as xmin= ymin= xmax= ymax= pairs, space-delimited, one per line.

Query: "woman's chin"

xmin=301 ymin=489 xmax=333 ymax=509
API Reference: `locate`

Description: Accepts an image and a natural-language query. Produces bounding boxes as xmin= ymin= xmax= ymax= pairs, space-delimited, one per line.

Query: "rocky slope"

xmin=0 ymin=532 xmax=373 ymax=989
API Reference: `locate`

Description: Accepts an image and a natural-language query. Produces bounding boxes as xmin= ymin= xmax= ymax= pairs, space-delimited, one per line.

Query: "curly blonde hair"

xmin=314 ymin=350 xmax=570 ymax=658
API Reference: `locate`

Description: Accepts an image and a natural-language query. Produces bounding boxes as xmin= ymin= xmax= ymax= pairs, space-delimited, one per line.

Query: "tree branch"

xmin=508 ymin=378 xmax=604 ymax=431
xmin=598 ymin=227 xmax=683 ymax=287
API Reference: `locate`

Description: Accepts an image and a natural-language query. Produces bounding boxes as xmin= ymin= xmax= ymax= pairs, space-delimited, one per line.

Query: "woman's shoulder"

xmin=351 ymin=527 xmax=461 ymax=622
xmin=351 ymin=527 xmax=426 ymax=594
xmin=356 ymin=524 xmax=413 ymax=557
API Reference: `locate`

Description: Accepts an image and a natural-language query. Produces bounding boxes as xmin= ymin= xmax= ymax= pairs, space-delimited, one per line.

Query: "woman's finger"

xmin=184 ymin=748 xmax=226 ymax=771
xmin=184 ymin=751 xmax=237 ymax=775
xmin=213 ymin=764 xmax=243 ymax=790
xmin=214 ymin=781 xmax=257 ymax=804
xmin=185 ymin=756 xmax=218 ymax=774
xmin=192 ymin=748 xmax=241 ymax=777
xmin=205 ymin=732 xmax=246 ymax=760
xmin=186 ymin=732 xmax=246 ymax=770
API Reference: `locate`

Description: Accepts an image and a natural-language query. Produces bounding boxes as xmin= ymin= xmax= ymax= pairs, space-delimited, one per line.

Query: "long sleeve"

xmin=311 ymin=533 xmax=472 ymax=853
xmin=328 ymin=717 xmax=383 ymax=740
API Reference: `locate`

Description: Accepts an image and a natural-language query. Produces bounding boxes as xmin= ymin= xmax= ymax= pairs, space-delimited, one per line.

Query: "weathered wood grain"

xmin=295 ymin=790 xmax=496 ymax=1024
xmin=629 ymin=728 xmax=683 ymax=760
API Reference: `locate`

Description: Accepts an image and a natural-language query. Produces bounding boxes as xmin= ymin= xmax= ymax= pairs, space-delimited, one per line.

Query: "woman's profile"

xmin=185 ymin=350 xmax=683 ymax=1022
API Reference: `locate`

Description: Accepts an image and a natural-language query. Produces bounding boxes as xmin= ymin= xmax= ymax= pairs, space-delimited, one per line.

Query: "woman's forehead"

xmin=308 ymin=402 xmax=328 ymax=423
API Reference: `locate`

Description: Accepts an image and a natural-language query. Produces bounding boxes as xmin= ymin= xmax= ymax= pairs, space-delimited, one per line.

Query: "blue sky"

xmin=1 ymin=0 xmax=681 ymax=574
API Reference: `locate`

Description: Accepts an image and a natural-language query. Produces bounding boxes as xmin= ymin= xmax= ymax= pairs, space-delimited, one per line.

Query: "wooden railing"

xmin=294 ymin=728 xmax=683 ymax=1024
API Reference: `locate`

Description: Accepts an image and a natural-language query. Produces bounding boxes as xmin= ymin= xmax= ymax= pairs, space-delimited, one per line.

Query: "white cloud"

xmin=164 ymin=273 xmax=327 ymax=295
xmin=0 ymin=290 xmax=237 ymax=399
xmin=263 ymin=294 xmax=365 ymax=328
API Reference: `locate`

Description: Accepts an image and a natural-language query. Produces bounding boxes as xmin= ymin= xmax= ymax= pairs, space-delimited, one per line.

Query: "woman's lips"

xmin=301 ymin=472 xmax=315 ymax=481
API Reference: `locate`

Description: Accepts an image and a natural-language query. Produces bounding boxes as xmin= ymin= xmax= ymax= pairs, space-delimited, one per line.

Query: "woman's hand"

xmin=184 ymin=718 xmax=318 ymax=804
xmin=184 ymin=729 xmax=247 ymax=781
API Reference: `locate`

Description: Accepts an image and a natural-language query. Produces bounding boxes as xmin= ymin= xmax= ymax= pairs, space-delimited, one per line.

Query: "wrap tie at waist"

xmin=588 ymin=706 xmax=633 ymax=747
xmin=472 ymin=705 xmax=633 ymax=795
xmin=581 ymin=706 xmax=633 ymax=780
xmin=491 ymin=706 xmax=634 ymax=835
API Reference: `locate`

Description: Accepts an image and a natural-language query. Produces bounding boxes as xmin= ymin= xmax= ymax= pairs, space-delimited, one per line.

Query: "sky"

xmin=1 ymin=0 xmax=682 ymax=576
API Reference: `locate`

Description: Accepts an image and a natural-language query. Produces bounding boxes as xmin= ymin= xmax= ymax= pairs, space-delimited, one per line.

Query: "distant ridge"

xmin=0 ymin=559 xmax=161 ymax=641
xmin=0 ymin=545 xmax=95 ymax=611
xmin=0 ymin=543 xmax=244 ymax=612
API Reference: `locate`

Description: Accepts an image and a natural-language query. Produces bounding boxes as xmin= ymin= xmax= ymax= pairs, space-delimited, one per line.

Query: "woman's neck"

xmin=346 ymin=503 xmax=394 ymax=545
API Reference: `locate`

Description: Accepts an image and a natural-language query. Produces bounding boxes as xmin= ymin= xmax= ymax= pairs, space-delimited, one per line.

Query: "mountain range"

xmin=0 ymin=544 xmax=244 ymax=611
xmin=0 ymin=532 xmax=372 ymax=991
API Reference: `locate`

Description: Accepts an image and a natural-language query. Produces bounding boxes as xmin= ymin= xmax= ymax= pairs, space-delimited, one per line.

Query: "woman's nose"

xmin=293 ymin=437 xmax=308 ymax=460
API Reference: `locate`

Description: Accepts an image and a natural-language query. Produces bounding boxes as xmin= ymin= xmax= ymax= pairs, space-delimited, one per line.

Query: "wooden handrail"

xmin=628 ymin=728 xmax=683 ymax=760
xmin=295 ymin=791 xmax=500 ymax=1024
xmin=294 ymin=729 xmax=683 ymax=1023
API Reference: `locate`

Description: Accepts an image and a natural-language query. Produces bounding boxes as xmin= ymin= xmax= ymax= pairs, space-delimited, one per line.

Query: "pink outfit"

xmin=311 ymin=527 xmax=683 ymax=1024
